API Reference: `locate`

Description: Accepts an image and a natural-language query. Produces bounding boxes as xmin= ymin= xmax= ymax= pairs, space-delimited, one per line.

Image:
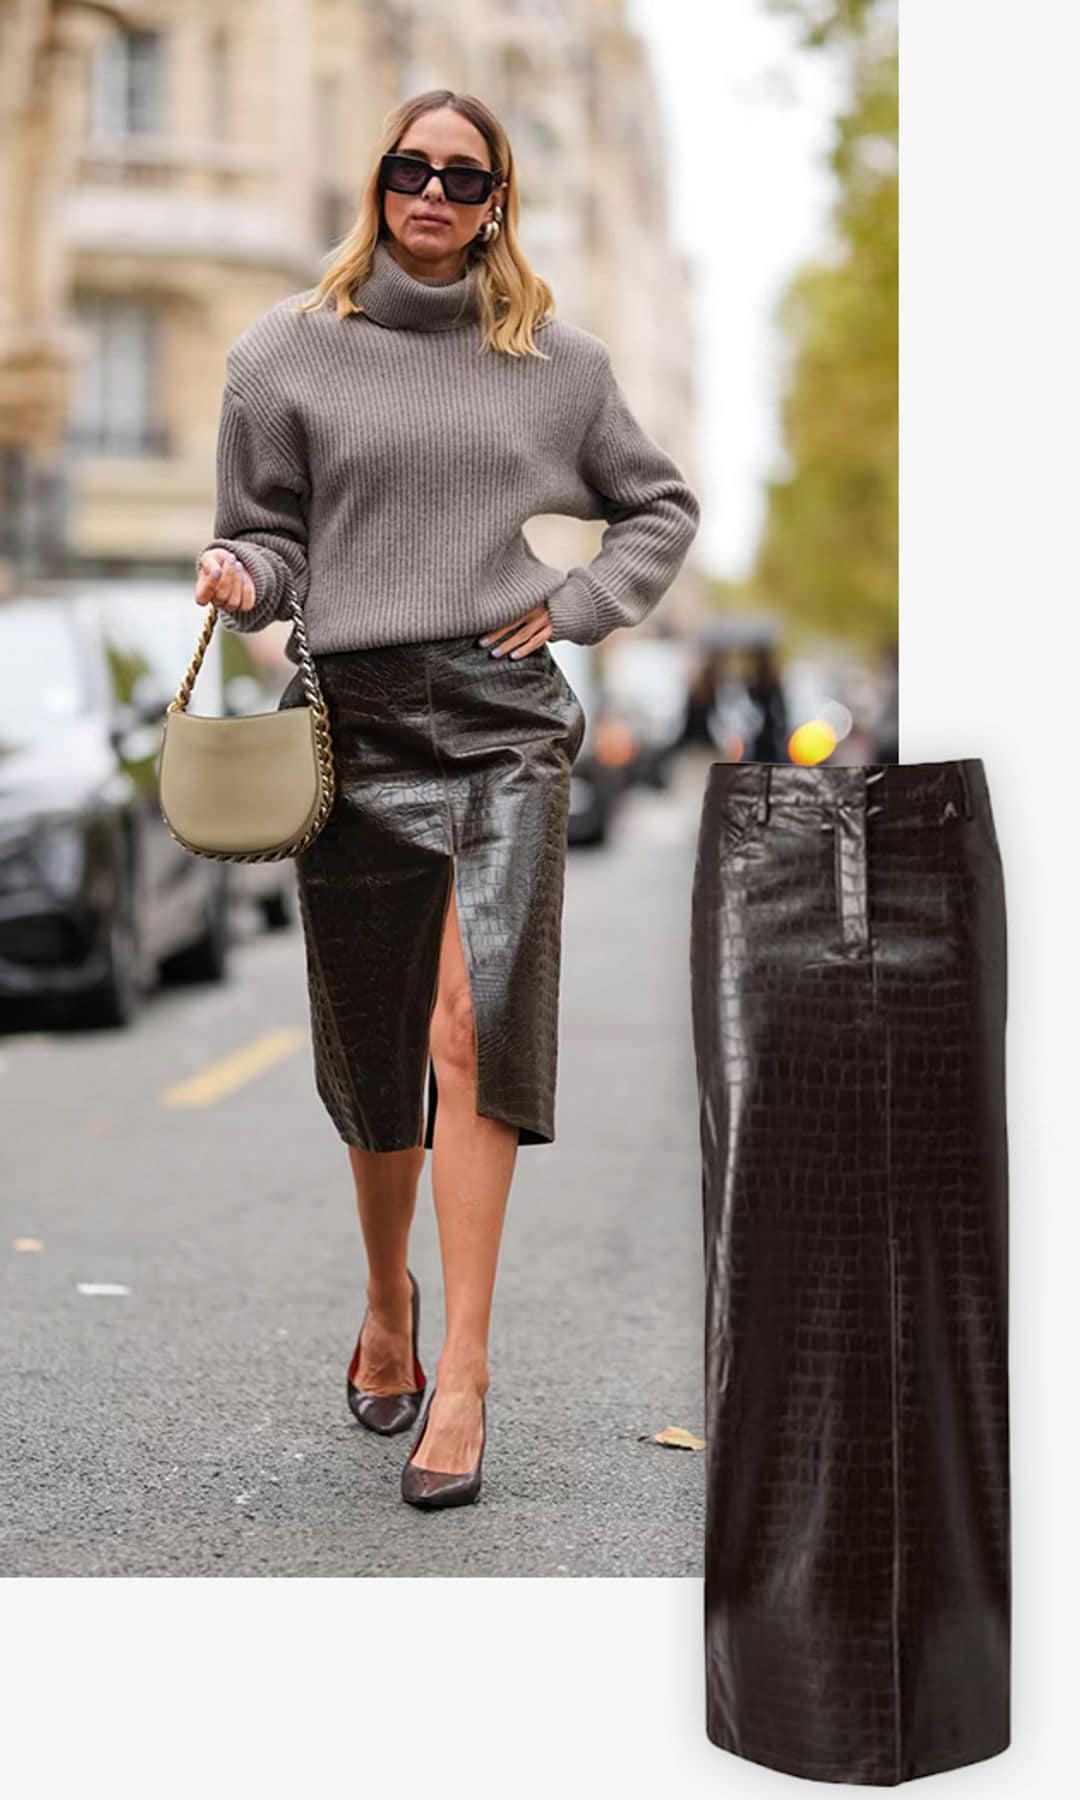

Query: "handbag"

xmin=157 ymin=562 xmax=335 ymax=862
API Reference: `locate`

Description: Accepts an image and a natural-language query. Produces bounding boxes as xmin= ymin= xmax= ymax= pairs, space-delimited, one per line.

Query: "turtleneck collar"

xmin=353 ymin=238 xmax=481 ymax=332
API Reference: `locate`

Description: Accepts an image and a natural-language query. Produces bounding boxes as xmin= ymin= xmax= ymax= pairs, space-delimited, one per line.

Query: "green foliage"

xmin=748 ymin=3 xmax=897 ymax=642
xmin=102 ymin=637 xmax=152 ymax=707
xmin=764 ymin=0 xmax=884 ymax=50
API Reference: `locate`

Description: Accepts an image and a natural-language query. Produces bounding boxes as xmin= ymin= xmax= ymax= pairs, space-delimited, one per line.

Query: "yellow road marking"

xmin=161 ymin=1028 xmax=305 ymax=1107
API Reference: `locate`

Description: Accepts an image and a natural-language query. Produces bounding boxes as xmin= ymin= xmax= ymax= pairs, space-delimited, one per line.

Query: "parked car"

xmin=601 ymin=634 xmax=693 ymax=789
xmin=549 ymin=640 xmax=636 ymax=846
xmin=0 ymin=586 xmax=231 ymax=1028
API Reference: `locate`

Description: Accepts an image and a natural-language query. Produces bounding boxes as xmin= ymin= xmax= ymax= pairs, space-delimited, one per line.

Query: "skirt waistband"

xmin=313 ymin=630 xmax=541 ymax=662
xmin=705 ymin=759 xmax=991 ymax=825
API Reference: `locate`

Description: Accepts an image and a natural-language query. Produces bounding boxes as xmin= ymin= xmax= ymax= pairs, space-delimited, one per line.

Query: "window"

xmin=208 ymin=27 xmax=229 ymax=140
xmin=92 ymin=28 xmax=164 ymax=137
xmin=68 ymin=296 xmax=167 ymax=457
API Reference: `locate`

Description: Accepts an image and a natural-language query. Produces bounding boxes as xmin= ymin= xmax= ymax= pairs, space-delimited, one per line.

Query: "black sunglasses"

xmin=379 ymin=152 xmax=501 ymax=207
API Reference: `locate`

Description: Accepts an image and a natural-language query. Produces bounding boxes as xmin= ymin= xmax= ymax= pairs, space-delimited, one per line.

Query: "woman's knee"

xmin=430 ymin=977 xmax=478 ymax=1086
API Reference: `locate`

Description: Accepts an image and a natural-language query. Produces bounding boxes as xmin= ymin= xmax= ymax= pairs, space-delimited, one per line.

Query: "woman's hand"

xmin=195 ymin=549 xmax=257 ymax=616
xmin=478 ymin=603 xmax=552 ymax=659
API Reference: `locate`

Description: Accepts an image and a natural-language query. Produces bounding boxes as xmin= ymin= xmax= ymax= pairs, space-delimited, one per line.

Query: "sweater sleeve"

xmin=198 ymin=381 xmax=310 ymax=637
xmin=544 ymin=351 xmax=701 ymax=647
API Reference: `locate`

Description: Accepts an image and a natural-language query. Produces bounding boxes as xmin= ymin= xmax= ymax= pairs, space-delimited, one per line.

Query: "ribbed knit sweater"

xmin=200 ymin=238 xmax=700 ymax=659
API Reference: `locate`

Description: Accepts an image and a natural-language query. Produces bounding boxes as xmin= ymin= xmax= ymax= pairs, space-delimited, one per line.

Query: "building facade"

xmin=2 ymin=0 xmax=702 ymax=633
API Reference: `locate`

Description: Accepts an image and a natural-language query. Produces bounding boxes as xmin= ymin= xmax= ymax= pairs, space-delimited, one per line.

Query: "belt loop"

xmin=956 ymin=761 xmax=973 ymax=818
xmin=864 ymin=764 xmax=886 ymax=818
xmin=756 ymin=763 xmax=772 ymax=823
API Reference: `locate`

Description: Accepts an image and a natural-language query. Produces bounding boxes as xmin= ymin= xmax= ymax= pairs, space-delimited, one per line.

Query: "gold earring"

xmin=479 ymin=203 xmax=503 ymax=244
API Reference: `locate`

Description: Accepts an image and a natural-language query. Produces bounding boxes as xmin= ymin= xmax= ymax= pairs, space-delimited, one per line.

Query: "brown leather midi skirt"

xmin=277 ymin=632 xmax=586 ymax=1153
xmin=690 ymin=759 xmax=1010 ymax=1786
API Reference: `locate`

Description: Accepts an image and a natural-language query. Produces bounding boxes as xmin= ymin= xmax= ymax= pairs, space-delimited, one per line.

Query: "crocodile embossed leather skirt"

xmin=690 ymin=760 xmax=1010 ymax=1786
xmin=277 ymin=633 xmax=586 ymax=1152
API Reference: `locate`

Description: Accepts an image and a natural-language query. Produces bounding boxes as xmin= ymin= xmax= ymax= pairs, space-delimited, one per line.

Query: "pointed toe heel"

xmin=400 ymin=1384 xmax=486 ymax=1510
xmin=347 ymin=1267 xmax=426 ymax=1435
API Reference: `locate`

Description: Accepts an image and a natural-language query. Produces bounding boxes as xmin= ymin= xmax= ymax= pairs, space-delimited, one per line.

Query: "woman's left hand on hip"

xmin=478 ymin=605 xmax=552 ymax=659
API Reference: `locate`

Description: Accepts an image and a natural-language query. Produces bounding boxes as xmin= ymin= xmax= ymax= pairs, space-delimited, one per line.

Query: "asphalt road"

xmin=0 ymin=751 xmax=713 ymax=1577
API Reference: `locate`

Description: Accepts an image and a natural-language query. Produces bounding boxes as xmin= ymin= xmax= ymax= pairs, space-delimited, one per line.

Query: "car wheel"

xmin=259 ymin=885 xmax=294 ymax=931
xmin=77 ymin=885 xmax=143 ymax=1029
xmin=163 ymin=872 xmax=230 ymax=984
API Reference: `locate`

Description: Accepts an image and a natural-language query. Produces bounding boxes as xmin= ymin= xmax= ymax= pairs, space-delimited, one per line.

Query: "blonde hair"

xmin=294 ymin=90 xmax=555 ymax=359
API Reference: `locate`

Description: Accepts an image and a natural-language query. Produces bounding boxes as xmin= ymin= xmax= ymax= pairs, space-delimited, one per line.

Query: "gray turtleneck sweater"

xmin=199 ymin=239 xmax=700 ymax=659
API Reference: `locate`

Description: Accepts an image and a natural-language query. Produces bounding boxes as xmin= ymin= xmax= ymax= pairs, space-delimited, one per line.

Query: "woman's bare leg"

xmin=411 ymin=863 xmax=517 ymax=1473
xmin=348 ymin=1142 xmax=424 ymax=1392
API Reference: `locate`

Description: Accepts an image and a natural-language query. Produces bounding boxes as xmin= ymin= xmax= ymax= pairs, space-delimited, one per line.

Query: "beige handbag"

xmin=157 ymin=564 xmax=335 ymax=862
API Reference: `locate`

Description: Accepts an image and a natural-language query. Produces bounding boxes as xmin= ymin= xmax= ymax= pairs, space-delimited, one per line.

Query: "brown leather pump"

xmin=400 ymin=1382 xmax=486 ymax=1509
xmin=346 ymin=1267 xmax=426 ymax=1435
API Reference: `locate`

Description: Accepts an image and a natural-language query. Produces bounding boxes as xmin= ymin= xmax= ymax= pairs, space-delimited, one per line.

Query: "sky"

xmin=624 ymin=0 xmax=846 ymax=583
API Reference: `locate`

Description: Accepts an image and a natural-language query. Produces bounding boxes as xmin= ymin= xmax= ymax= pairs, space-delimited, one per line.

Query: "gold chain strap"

xmin=162 ymin=557 xmax=336 ymax=863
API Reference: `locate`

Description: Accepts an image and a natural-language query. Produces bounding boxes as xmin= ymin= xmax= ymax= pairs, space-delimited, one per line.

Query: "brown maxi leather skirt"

xmin=277 ymin=633 xmax=586 ymax=1153
xmin=690 ymin=760 xmax=1010 ymax=1786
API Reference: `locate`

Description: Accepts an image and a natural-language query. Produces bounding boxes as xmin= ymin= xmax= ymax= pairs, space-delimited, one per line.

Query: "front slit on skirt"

xmin=279 ymin=632 xmax=587 ymax=1154
xmin=421 ymin=854 xmax=474 ymax=1152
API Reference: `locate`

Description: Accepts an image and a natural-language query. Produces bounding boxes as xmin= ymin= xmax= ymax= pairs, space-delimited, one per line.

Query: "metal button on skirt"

xmin=690 ymin=759 xmax=1010 ymax=1786
xmin=277 ymin=633 xmax=586 ymax=1153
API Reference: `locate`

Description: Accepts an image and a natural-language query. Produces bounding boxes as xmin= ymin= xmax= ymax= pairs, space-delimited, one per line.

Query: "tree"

xmin=750 ymin=0 xmax=897 ymax=641
xmin=765 ymin=0 xmax=891 ymax=50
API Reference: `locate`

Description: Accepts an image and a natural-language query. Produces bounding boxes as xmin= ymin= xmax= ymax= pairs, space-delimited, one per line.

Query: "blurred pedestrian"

xmin=745 ymin=644 xmax=789 ymax=763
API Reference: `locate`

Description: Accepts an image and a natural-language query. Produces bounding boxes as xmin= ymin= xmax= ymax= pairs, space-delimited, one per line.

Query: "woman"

xmin=194 ymin=90 xmax=700 ymax=1510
